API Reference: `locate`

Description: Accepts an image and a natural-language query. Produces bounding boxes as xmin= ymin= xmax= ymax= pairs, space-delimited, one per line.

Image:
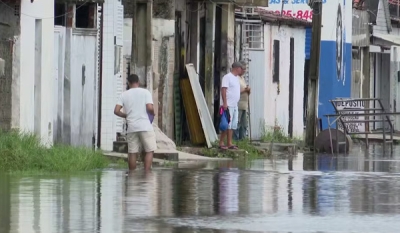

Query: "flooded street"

xmin=1 ymin=143 xmax=400 ymax=233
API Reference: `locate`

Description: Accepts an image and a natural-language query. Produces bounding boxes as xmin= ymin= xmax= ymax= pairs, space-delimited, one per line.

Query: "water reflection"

xmin=2 ymin=144 xmax=400 ymax=232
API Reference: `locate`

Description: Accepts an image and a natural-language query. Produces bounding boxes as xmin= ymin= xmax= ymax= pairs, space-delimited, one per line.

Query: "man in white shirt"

xmin=114 ymin=74 xmax=157 ymax=171
xmin=219 ymin=62 xmax=245 ymax=149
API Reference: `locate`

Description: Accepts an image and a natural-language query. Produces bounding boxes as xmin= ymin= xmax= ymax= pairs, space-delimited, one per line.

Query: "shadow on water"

xmin=2 ymin=143 xmax=400 ymax=232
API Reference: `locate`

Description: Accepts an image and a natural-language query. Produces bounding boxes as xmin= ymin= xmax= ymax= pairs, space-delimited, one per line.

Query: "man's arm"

xmin=221 ymin=75 xmax=229 ymax=108
xmin=146 ymin=91 xmax=155 ymax=115
xmin=221 ymin=87 xmax=227 ymax=106
xmin=114 ymin=94 xmax=127 ymax=118
xmin=114 ymin=105 xmax=127 ymax=118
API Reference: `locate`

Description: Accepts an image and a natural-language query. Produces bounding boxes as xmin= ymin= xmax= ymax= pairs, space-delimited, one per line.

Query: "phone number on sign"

xmin=273 ymin=10 xmax=313 ymax=20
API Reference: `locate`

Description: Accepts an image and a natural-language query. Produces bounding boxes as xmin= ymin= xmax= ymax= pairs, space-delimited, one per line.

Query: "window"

xmin=54 ymin=3 xmax=66 ymax=26
xmin=76 ymin=3 xmax=96 ymax=28
xmin=243 ymin=22 xmax=263 ymax=49
xmin=114 ymin=45 xmax=122 ymax=75
xmin=272 ymin=40 xmax=280 ymax=83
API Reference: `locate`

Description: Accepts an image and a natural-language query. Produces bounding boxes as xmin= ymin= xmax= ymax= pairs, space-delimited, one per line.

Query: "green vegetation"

xmin=0 ymin=130 xmax=110 ymax=173
xmin=201 ymin=139 xmax=268 ymax=159
xmin=259 ymin=119 xmax=303 ymax=147
xmin=261 ymin=125 xmax=295 ymax=143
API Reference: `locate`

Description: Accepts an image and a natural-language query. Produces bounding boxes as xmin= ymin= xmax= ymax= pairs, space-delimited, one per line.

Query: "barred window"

xmin=243 ymin=23 xmax=263 ymax=49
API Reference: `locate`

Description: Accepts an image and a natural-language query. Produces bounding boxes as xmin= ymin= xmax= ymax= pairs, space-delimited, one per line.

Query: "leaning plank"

xmin=185 ymin=64 xmax=218 ymax=148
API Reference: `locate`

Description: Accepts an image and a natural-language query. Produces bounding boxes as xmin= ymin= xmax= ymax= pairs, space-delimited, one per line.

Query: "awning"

xmin=373 ymin=33 xmax=400 ymax=46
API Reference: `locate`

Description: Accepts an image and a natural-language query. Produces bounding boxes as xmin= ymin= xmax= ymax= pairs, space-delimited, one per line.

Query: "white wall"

xmin=263 ymin=24 xmax=306 ymax=138
xmin=101 ymin=0 xmax=124 ymax=151
xmin=20 ymin=0 xmax=54 ymax=145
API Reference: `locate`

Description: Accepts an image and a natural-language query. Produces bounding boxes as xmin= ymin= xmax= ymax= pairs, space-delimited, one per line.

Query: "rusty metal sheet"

xmin=185 ymin=64 xmax=218 ymax=148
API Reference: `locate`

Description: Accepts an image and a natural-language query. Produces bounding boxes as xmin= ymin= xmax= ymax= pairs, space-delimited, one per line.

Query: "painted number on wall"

xmin=273 ymin=10 xmax=313 ymax=20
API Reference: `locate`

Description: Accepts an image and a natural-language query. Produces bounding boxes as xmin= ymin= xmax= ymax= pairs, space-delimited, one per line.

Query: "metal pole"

xmin=382 ymin=116 xmax=386 ymax=155
xmin=328 ymin=116 xmax=334 ymax=155
xmin=336 ymin=117 xmax=339 ymax=155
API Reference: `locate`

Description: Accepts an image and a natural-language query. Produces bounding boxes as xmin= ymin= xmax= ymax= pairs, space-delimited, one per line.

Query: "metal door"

xmin=248 ymin=49 xmax=265 ymax=140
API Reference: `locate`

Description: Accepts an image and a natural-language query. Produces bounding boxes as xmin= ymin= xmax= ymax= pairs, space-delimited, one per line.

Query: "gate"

xmin=248 ymin=49 xmax=265 ymax=140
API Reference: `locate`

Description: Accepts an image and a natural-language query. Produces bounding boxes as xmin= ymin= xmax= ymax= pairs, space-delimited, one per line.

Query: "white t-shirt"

xmin=117 ymin=88 xmax=154 ymax=133
xmin=220 ymin=72 xmax=240 ymax=107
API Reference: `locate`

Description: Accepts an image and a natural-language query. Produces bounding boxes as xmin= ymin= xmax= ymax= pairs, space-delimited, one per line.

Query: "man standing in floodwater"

xmin=114 ymin=74 xmax=157 ymax=171
xmin=219 ymin=61 xmax=245 ymax=149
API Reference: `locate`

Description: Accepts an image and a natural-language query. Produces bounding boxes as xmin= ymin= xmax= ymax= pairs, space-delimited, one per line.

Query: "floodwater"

xmin=1 ymin=144 xmax=400 ymax=233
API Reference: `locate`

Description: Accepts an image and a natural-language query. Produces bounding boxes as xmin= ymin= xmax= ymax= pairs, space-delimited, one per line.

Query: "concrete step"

xmin=113 ymin=141 xmax=179 ymax=161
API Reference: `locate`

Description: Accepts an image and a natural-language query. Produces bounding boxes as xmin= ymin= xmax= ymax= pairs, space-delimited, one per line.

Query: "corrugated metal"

xmin=186 ymin=64 xmax=218 ymax=148
xmin=248 ymin=50 xmax=265 ymax=140
xmin=305 ymin=27 xmax=311 ymax=59
xmin=180 ymin=79 xmax=206 ymax=145
xmin=352 ymin=9 xmax=370 ymax=47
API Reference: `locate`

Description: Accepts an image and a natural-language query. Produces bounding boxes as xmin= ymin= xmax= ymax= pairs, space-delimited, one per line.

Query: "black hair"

xmin=127 ymin=74 xmax=139 ymax=84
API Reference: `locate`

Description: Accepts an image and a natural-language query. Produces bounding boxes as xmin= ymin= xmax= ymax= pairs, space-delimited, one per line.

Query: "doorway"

xmin=288 ymin=38 xmax=294 ymax=138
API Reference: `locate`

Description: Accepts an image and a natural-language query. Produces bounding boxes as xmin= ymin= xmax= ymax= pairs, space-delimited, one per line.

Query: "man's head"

xmin=231 ymin=61 xmax=246 ymax=76
xmin=127 ymin=74 xmax=140 ymax=88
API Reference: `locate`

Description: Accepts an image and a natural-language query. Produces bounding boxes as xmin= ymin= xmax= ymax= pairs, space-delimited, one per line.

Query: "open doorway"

xmin=213 ymin=5 xmax=222 ymax=132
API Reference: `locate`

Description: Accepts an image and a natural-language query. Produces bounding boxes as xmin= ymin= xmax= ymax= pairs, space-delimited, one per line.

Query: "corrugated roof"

xmin=254 ymin=8 xmax=312 ymax=27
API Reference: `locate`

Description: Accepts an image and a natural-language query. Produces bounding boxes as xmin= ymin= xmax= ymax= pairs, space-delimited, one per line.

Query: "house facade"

xmin=0 ymin=0 xmax=55 ymax=145
xmin=235 ymin=10 xmax=311 ymax=140
xmin=264 ymin=0 xmax=353 ymax=129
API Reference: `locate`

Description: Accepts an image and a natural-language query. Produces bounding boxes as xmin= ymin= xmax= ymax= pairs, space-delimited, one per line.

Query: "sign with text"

xmin=335 ymin=100 xmax=366 ymax=133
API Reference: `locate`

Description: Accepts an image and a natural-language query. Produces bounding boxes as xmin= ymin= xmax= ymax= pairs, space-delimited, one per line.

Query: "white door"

xmin=391 ymin=46 xmax=400 ymax=131
xmin=248 ymin=49 xmax=265 ymax=140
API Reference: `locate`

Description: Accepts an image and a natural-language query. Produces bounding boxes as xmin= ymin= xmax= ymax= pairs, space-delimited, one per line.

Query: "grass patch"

xmin=201 ymin=139 xmax=268 ymax=159
xmin=261 ymin=125 xmax=295 ymax=143
xmin=0 ymin=130 xmax=110 ymax=173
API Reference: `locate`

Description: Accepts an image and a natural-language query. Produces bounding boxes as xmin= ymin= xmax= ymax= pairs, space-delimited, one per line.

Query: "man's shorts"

xmin=127 ymin=131 xmax=157 ymax=153
xmin=227 ymin=106 xmax=239 ymax=130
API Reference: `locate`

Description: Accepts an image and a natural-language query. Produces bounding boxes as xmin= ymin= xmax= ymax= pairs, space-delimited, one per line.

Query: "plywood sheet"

xmin=185 ymin=64 xmax=218 ymax=148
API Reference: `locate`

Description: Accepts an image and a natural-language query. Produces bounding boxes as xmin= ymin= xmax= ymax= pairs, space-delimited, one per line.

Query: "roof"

xmin=373 ymin=33 xmax=400 ymax=45
xmin=253 ymin=8 xmax=312 ymax=27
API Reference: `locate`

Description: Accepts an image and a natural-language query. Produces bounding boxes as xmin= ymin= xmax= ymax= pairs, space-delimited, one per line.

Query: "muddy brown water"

xmin=1 ymin=143 xmax=400 ymax=233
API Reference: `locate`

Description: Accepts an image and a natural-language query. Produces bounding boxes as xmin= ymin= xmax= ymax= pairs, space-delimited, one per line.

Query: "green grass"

xmin=201 ymin=139 xmax=267 ymax=159
xmin=0 ymin=130 xmax=110 ymax=173
xmin=260 ymin=125 xmax=295 ymax=143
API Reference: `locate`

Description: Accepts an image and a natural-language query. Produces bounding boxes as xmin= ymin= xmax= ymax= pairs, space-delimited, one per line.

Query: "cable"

xmin=0 ymin=0 xmax=90 ymax=19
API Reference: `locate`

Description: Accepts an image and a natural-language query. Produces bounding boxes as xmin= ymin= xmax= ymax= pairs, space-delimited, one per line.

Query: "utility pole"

xmin=131 ymin=0 xmax=153 ymax=90
xmin=305 ymin=0 xmax=322 ymax=150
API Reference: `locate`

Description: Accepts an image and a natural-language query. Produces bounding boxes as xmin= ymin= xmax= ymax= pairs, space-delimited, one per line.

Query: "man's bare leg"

xmin=144 ymin=152 xmax=154 ymax=171
xmin=227 ymin=129 xmax=233 ymax=147
xmin=219 ymin=131 xmax=227 ymax=147
xmin=128 ymin=153 xmax=138 ymax=170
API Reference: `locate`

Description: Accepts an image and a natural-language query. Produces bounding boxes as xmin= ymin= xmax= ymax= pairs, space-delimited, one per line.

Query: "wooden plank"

xmin=185 ymin=64 xmax=218 ymax=148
